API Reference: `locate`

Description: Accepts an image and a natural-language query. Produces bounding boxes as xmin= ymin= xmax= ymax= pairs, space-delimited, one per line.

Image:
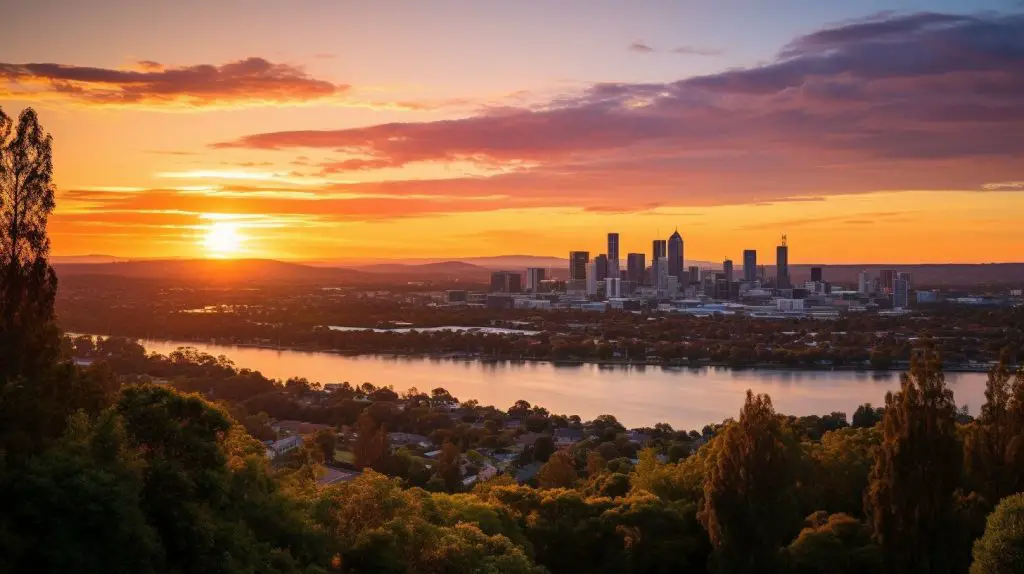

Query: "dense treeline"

xmin=4 ymin=107 xmax=1024 ymax=573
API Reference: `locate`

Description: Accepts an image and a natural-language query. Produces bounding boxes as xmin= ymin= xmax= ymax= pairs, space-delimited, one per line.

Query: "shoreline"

xmin=73 ymin=331 xmax=1002 ymax=374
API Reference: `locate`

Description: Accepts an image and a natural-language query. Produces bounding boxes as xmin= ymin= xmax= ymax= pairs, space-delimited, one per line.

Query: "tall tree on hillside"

xmin=865 ymin=350 xmax=961 ymax=574
xmin=352 ymin=411 xmax=387 ymax=470
xmin=0 ymin=107 xmax=59 ymax=384
xmin=700 ymin=390 xmax=802 ymax=573
xmin=965 ymin=361 xmax=1013 ymax=503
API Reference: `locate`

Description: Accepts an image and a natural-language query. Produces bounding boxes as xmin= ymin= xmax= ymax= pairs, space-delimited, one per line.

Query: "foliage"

xmin=537 ymin=450 xmax=577 ymax=489
xmin=783 ymin=512 xmax=881 ymax=573
xmin=866 ymin=350 xmax=962 ymax=574
xmin=971 ymin=493 xmax=1024 ymax=574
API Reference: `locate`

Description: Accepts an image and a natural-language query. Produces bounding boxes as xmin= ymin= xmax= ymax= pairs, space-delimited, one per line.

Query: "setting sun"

xmin=202 ymin=221 xmax=245 ymax=258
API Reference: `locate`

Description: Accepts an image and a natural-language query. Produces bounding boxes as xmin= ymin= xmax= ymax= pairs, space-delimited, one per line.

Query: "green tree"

xmin=352 ymin=410 xmax=387 ymax=470
xmin=965 ymin=362 xmax=1013 ymax=503
xmin=537 ymin=450 xmax=578 ymax=489
xmin=700 ymin=390 xmax=802 ymax=573
xmin=971 ymin=493 xmax=1024 ymax=574
xmin=866 ymin=350 xmax=961 ymax=574
xmin=784 ymin=512 xmax=882 ymax=574
xmin=436 ymin=440 xmax=462 ymax=492
xmin=312 ymin=428 xmax=337 ymax=464
xmin=0 ymin=107 xmax=59 ymax=384
xmin=532 ymin=435 xmax=555 ymax=462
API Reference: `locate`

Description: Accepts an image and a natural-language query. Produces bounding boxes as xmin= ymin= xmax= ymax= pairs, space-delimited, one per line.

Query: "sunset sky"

xmin=3 ymin=0 xmax=1023 ymax=263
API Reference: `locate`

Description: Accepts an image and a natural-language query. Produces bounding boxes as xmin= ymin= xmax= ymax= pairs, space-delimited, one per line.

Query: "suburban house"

xmin=554 ymin=428 xmax=584 ymax=447
xmin=388 ymin=432 xmax=432 ymax=449
xmin=266 ymin=435 xmax=303 ymax=459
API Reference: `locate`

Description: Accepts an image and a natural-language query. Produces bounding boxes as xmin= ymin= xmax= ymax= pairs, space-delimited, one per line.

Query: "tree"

xmin=784 ymin=512 xmax=881 ymax=574
xmin=866 ymin=350 xmax=961 ymax=574
xmin=352 ymin=410 xmax=387 ymax=470
xmin=965 ymin=362 xmax=1013 ymax=503
xmin=971 ymin=493 xmax=1024 ymax=574
xmin=0 ymin=107 xmax=59 ymax=384
xmin=700 ymin=390 xmax=802 ymax=573
xmin=537 ymin=450 xmax=577 ymax=489
xmin=436 ymin=440 xmax=461 ymax=492
xmin=312 ymin=428 xmax=337 ymax=464
xmin=852 ymin=403 xmax=883 ymax=428
xmin=533 ymin=435 xmax=555 ymax=462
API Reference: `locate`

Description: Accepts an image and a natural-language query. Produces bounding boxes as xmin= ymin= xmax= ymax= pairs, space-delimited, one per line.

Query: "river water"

xmin=137 ymin=338 xmax=990 ymax=430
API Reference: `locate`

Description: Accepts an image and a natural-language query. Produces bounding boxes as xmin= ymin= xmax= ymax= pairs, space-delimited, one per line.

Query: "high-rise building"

xmin=880 ymin=269 xmax=897 ymax=293
xmin=489 ymin=271 xmax=522 ymax=293
xmin=858 ymin=270 xmax=872 ymax=294
xmin=607 ymin=233 xmax=620 ymax=278
xmin=626 ymin=253 xmax=646 ymax=285
xmin=655 ymin=256 xmax=669 ymax=293
xmin=810 ymin=267 xmax=823 ymax=283
xmin=723 ymin=259 xmax=733 ymax=284
xmin=743 ymin=250 xmax=757 ymax=282
xmin=776 ymin=235 xmax=790 ymax=289
xmin=595 ymin=254 xmax=609 ymax=282
xmin=667 ymin=230 xmax=684 ymax=279
xmin=569 ymin=251 xmax=589 ymax=292
xmin=651 ymin=240 xmax=667 ymax=286
xmin=587 ymin=260 xmax=599 ymax=296
xmin=526 ymin=267 xmax=546 ymax=291
xmin=605 ymin=277 xmax=622 ymax=298
xmin=893 ymin=278 xmax=910 ymax=308
xmin=897 ymin=271 xmax=913 ymax=288
xmin=688 ymin=265 xmax=700 ymax=284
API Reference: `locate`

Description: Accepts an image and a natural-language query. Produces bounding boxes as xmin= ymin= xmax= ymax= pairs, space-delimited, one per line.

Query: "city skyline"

xmin=3 ymin=1 xmax=1023 ymax=262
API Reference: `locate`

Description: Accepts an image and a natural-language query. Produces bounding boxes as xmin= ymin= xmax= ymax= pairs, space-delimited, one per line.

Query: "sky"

xmin=3 ymin=0 xmax=1023 ymax=264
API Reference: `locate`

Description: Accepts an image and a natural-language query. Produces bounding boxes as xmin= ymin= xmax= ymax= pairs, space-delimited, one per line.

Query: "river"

xmin=137 ymin=338 xmax=990 ymax=430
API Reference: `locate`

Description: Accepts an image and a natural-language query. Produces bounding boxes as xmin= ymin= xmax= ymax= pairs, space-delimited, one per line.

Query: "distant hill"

xmin=52 ymin=254 xmax=124 ymax=264
xmin=785 ymin=264 xmax=1024 ymax=288
xmin=53 ymin=258 xmax=355 ymax=284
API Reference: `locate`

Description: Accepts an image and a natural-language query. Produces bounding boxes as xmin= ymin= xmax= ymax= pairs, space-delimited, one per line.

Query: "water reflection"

xmin=137 ymin=338 xmax=988 ymax=430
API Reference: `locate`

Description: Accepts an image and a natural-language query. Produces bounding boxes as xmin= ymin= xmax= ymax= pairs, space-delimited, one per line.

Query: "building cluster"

xmin=445 ymin=232 xmax=938 ymax=317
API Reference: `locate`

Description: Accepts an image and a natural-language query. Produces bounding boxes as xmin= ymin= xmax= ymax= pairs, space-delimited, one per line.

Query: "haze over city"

xmin=3 ymin=0 xmax=1023 ymax=263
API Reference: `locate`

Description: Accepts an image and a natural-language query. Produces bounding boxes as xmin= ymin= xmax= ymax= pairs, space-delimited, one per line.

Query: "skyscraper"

xmin=651 ymin=239 xmax=667 ymax=286
xmin=587 ymin=260 xmax=599 ymax=296
xmin=595 ymin=254 xmax=609 ymax=282
xmin=893 ymin=277 xmax=910 ymax=308
xmin=626 ymin=253 xmax=646 ymax=285
xmin=810 ymin=267 xmax=823 ymax=283
xmin=667 ymin=230 xmax=683 ymax=279
xmin=880 ymin=269 xmax=897 ymax=293
xmin=569 ymin=251 xmax=589 ymax=291
xmin=489 ymin=271 xmax=522 ymax=293
xmin=607 ymin=233 xmax=620 ymax=278
xmin=858 ymin=270 xmax=871 ymax=294
xmin=655 ymin=256 xmax=669 ymax=292
xmin=723 ymin=259 xmax=734 ymax=284
xmin=743 ymin=250 xmax=757 ymax=282
xmin=688 ymin=265 xmax=700 ymax=284
xmin=776 ymin=235 xmax=790 ymax=289
xmin=526 ymin=267 xmax=546 ymax=291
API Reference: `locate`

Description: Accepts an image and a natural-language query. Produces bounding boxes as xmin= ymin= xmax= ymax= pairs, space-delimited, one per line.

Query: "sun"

xmin=202 ymin=221 xmax=246 ymax=258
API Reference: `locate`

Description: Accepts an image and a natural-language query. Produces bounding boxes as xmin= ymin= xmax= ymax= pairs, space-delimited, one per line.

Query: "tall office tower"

xmin=651 ymin=239 xmax=667 ymax=286
xmin=667 ymin=230 xmax=684 ymax=279
xmin=656 ymin=256 xmax=669 ymax=292
xmin=526 ymin=267 xmax=546 ymax=291
xmin=879 ymin=269 xmax=897 ymax=293
xmin=587 ymin=260 xmax=599 ymax=296
xmin=595 ymin=254 xmax=609 ymax=282
xmin=776 ymin=235 xmax=790 ymax=289
xmin=626 ymin=253 xmax=646 ymax=285
xmin=489 ymin=271 xmax=522 ymax=293
xmin=743 ymin=249 xmax=757 ymax=282
xmin=688 ymin=265 xmax=700 ymax=284
xmin=897 ymin=271 xmax=913 ymax=289
xmin=810 ymin=267 xmax=823 ymax=283
xmin=607 ymin=233 xmax=620 ymax=278
xmin=858 ymin=270 xmax=871 ymax=294
xmin=723 ymin=259 xmax=734 ymax=284
xmin=893 ymin=278 xmax=910 ymax=308
xmin=605 ymin=277 xmax=622 ymax=298
xmin=569 ymin=251 xmax=589 ymax=292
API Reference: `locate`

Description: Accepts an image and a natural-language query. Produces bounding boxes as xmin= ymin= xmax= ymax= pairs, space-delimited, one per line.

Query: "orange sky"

xmin=3 ymin=1 xmax=1023 ymax=264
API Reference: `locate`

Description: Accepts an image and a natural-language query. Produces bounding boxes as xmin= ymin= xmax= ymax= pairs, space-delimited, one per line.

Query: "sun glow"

xmin=202 ymin=221 xmax=245 ymax=258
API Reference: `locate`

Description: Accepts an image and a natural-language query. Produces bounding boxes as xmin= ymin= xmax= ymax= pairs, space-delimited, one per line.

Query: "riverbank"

xmin=72 ymin=332 xmax=1004 ymax=374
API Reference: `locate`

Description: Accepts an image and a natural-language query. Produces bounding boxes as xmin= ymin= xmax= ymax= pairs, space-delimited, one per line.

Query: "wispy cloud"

xmin=0 ymin=57 xmax=348 ymax=109
xmin=628 ymin=42 xmax=656 ymax=53
xmin=670 ymin=45 xmax=722 ymax=56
